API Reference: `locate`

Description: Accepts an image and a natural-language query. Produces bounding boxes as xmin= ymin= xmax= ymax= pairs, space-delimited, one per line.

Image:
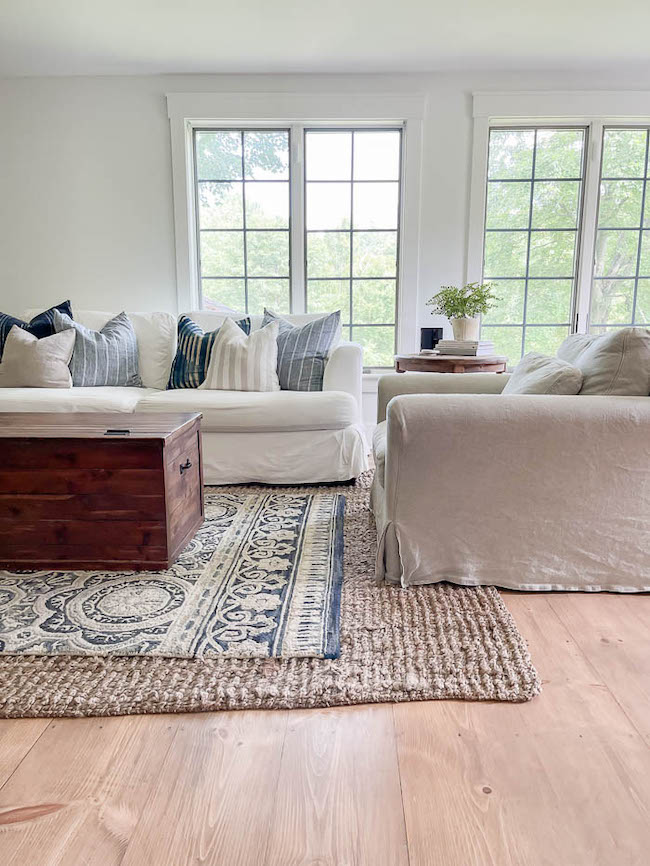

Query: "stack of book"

xmin=435 ymin=340 xmax=495 ymax=357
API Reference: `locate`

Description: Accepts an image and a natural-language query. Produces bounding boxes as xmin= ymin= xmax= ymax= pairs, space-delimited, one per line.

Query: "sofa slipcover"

xmin=0 ymin=386 xmax=158 ymax=413
xmin=371 ymin=373 xmax=650 ymax=592
xmin=5 ymin=309 xmax=368 ymax=485
xmin=372 ymin=421 xmax=387 ymax=487
xmin=137 ymin=388 xmax=359 ymax=432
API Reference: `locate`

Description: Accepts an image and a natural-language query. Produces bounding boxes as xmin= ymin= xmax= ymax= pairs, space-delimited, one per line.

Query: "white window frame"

xmin=467 ymin=91 xmax=650 ymax=335
xmin=167 ymin=92 xmax=425 ymax=357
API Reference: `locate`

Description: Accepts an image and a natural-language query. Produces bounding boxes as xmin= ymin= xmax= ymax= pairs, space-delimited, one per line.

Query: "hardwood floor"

xmin=0 ymin=592 xmax=649 ymax=865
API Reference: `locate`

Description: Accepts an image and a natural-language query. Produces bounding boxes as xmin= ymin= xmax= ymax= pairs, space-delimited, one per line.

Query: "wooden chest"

xmin=0 ymin=412 xmax=204 ymax=571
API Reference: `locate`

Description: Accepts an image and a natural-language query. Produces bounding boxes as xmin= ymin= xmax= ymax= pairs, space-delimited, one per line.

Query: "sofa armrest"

xmin=323 ymin=342 xmax=363 ymax=421
xmin=382 ymin=393 xmax=650 ymax=588
xmin=377 ymin=372 xmax=509 ymax=422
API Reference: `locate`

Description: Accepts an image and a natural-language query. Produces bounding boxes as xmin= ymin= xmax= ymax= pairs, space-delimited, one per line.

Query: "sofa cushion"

xmin=372 ymin=421 xmax=387 ymax=487
xmin=26 ymin=309 xmax=177 ymax=390
xmin=0 ymin=386 xmax=157 ymax=414
xmin=2 ymin=300 xmax=72 ymax=361
xmin=557 ymin=327 xmax=650 ymax=396
xmin=0 ymin=326 xmax=75 ymax=388
xmin=137 ymin=388 xmax=358 ymax=432
xmin=502 ymin=352 xmax=583 ymax=395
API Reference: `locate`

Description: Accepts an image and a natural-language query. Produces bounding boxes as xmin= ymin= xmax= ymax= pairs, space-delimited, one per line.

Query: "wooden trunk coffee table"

xmin=395 ymin=353 xmax=508 ymax=374
xmin=0 ymin=412 xmax=204 ymax=571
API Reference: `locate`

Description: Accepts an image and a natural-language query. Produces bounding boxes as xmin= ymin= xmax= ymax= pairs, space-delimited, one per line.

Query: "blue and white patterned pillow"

xmin=53 ymin=310 xmax=142 ymax=387
xmin=168 ymin=314 xmax=251 ymax=389
xmin=261 ymin=309 xmax=341 ymax=391
xmin=0 ymin=300 xmax=73 ymax=361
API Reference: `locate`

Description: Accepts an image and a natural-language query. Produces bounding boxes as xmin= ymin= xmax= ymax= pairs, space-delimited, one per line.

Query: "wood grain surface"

xmin=394 ymin=354 xmax=508 ymax=374
xmin=0 ymin=592 xmax=649 ymax=865
xmin=0 ymin=413 xmax=203 ymax=570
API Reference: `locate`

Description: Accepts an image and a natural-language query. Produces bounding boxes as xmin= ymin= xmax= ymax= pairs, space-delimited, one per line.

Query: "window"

xmin=481 ymin=127 xmax=587 ymax=359
xmin=591 ymin=127 xmax=650 ymax=331
xmin=304 ymin=129 xmax=402 ymax=367
xmin=188 ymin=121 xmax=405 ymax=368
xmin=194 ymin=129 xmax=291 ymax=315
xmin=470 ymin=97 xmax=650 ymax=362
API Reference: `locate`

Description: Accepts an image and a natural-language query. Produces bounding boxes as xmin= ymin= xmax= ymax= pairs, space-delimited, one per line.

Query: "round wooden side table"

xmin=394 ymin=354 xmax=508 ymax=374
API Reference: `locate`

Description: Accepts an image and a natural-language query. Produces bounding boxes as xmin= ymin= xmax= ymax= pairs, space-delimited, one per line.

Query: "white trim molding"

xmin=167 ymin=92 xmax=426 ymax=125
xmin=467 ymin=90 xmax=650 ymax=337
xmin=473 ymin=90 xmax=650 ymax=121
xmin=166 ymin=91 xmax=426 ymax=357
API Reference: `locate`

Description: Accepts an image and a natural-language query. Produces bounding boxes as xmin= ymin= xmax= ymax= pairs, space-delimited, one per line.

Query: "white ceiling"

xmin=1 ymin=0 xmax=649 ymax=77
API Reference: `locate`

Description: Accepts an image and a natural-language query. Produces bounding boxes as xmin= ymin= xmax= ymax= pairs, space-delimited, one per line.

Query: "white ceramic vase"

xmin=451 ymin=316 xmax=481 ymax=341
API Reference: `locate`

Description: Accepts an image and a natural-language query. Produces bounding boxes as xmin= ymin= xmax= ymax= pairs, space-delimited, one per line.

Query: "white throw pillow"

xmin=501 ymin=352 xmax=583 ymax=395
xmin=0 ymin=325 xmax=75 ymax=388
xmin=557 ymin=327 xmax=650 ymax=396
xmin=200 ymin=318 xmax=280 ymax=392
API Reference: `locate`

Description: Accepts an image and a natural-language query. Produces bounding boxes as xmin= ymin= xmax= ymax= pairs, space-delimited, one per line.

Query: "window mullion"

xmin=575 ymin=120 xmax=603 ymax=333
xmin=290 ymin=123 xmax=306 ymax=313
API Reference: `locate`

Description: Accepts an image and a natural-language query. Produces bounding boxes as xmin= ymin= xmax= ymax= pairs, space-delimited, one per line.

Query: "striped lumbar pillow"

xmin=168 ymin=314 xmax=250 ymax=389
xmin=200 ymin=318 xmax=280 ymax=392
xmin=0 ymin=300 xmax=73 ymax=362
xmin=53 ymin=309 xmax=142 ymax=387
xmin=261 ymin=309 xmax=341 ymax=391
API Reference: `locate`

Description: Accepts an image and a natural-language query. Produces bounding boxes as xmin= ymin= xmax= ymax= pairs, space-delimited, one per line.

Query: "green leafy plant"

xmin=426 ymin=282 xmax=499 ymax=320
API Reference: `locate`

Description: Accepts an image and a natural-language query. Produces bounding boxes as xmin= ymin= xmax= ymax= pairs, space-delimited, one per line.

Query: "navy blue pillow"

xmin=168 ymin=314 xmax=251 ymax=389
xmin=0 ymin=300 xmax=73 ymax=361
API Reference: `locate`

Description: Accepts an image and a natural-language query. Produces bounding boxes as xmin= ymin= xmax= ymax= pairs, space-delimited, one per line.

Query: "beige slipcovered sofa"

xmin=371 ymin=372 xmax=650 ymax=592
xmin=0 ymin=309 xmax=368 ymax=485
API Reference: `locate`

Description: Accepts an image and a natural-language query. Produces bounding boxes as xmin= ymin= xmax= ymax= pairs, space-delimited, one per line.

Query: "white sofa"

xmin=371 ymin=372 xmax=650 ymax=592
xmin=0 ymin=309 xmax=368 ymax=485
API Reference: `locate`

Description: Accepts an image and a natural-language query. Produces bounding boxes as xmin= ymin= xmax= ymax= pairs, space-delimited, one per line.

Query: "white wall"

xmin=3 ymin=70 xmax=650 ymax=324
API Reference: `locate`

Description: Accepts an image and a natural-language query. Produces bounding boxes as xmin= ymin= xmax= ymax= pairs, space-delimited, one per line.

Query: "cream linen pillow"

xmin=557 ymin=327 xmax=650 ymax=396
xmin=502 ymin=352 xmax=583 ymax=395
xmin=200 ymin=317 xmax=280 ymax=392
xmin=0 ymin=325 xmax=75 ymax=388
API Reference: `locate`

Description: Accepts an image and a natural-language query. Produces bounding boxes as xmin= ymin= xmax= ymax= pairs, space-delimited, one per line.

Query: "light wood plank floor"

xmin=0 ymin=592 xmax=649 ymax=866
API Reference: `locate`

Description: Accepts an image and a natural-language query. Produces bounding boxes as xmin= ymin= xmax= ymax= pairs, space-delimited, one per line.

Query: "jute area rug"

xmin=0 ymin=472 xmax=540 ymax=718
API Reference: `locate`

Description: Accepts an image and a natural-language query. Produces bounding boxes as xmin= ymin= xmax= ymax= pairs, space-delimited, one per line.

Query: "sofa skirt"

xmin=202 ymin=425 xmax=368 ymax=485
xmin=370 ymin=431 xmax=650 ymax=593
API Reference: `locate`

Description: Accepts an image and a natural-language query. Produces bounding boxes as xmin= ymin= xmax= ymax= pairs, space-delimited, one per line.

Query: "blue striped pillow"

xmin=0 ymin=300 xmax=73 ymax=361
xmin=53 ymin=310 xmax=142 ymax=387
xmin=261 ymin=309 xmax=341 ymax=391
xmin=168 ymin=315 xmax=251 ymax=389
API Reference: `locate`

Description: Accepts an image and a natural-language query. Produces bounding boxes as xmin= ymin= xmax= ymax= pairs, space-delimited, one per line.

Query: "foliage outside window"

xmin=305 ymin=129 xmax=401 ymax=367
xmin=480 ymin=123 xmax=650 ymax=362
xmin=481 ymin=127 xmax=586 ymax=361
xmin=591 ymin=128 xmax=650 ymax=331
xmin=195 ymin=129 xmax=291 ymax=315
xmin=193 ymin=127 xmax=402 ymax=367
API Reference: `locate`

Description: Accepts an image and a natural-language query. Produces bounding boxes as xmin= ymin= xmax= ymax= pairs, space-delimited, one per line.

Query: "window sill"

xmin=362 ymin=371 xmax=385 ymax=391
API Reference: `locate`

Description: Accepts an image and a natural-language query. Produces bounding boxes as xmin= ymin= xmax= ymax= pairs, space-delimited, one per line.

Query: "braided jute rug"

xmin=0 ymin=472 xmax=540 ymax=718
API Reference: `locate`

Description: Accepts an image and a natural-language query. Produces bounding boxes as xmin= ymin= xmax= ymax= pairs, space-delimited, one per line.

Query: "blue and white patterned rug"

xmin=0 ymin=492 xmax=345 ymax=660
